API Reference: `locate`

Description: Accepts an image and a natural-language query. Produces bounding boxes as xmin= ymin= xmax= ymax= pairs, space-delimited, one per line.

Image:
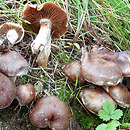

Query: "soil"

xmin=0 ymin=101 xmax=85 ymax=130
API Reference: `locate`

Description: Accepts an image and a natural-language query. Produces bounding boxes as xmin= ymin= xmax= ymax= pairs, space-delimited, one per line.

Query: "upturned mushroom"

xmin=0 ymin=22 xmax=24 ymax=52
xmin=80 ymin=86 xmax=117 ymax=115
xmin=63 ymin=60 xmax=85 ymax=85
xmin=0 ymin=72 xmax=16 ymax=109
xmin=0 ymin=51 xmax=29 ymax=81
xmin=16 ymin=84 xmax=36 ymax=106
xmin=100 ymin=51 xmax=130 ymax=77
xmin=81 ymin=47 xmax=123 ymax=86
xmin=22 ymin=2 xmax=67 ymax=68
xmin=29 ymin=95 xmax=70 ymax=130
xmin=103 ymin=83 xmax=130 ymax=108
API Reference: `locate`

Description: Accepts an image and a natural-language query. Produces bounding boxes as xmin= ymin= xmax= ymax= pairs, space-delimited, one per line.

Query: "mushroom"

xmin=0 ymin=51 xmax=29 ymax=81
xmin=0 ymin=72 xmax=16 ymax=109
xmin=0 ymin=22 xmax=24 ymax=52
xmin=80 ymin=86 xmax=117 ymax=115
xmin=91 ymin=44 xmax=111 ymax=55
xmin=100 ymin=51 xmax=130 ymax=77
xmin=29 ymin=95 xmax=70 ymax=130
xmin=63 ymin=60 xmax=85 ymax=85
xmin=22 ymin=2 xmax=67 ymax=68
xmin=16 ymin=84 xmax=36 ymax=106
xmin=103 ymin=83 xmax=130 ymax=108
xmin=81 ymin=48 xmax=123 ymax=86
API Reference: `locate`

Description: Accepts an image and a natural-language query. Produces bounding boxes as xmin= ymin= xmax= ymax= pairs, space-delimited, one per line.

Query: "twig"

xmin=76 ymin=97 xmax=99 ymax=125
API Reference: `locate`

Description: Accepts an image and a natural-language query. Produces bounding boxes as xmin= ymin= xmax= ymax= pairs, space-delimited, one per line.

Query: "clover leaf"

xmin=98 ymin=101 xmax=123 ymax=121
xmin=96 ymin=120 xmax=120 ymax=130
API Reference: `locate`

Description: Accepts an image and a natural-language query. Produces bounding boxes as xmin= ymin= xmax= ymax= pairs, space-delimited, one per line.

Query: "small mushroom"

xmin=29 ymin=95 xmax=70 ymax=130
xmin=63 ymin=60 xmax=85 ymax=85
xmin=16 ymin=84 xmax=36 ymax=106
xmin=81 ymin=48 xmax=123 ymax=86
xmin=103 ymin=83 xmax=130 ymax=108
xmin=0 ymin=22 xmax=24 ymax=52
xmin=0 ymin=72 xmax=16 ymax=109
xmin=80 ymin=86 xmax=117 ymax=115
xmin=22 ymin=2 xmax=67 ymax=68
xmin=0 ymin=51 xmax=29 ymax=81
xmin=101 ymin=51 xmax=130 ymax=77
xmin=91 ymin=44 xmax=111 ymax=55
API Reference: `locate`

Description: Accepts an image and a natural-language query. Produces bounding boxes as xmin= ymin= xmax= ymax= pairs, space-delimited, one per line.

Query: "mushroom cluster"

xmin=64 ymin=46 xmax=130 ymax=114
xmin=0 ymin=50 xmax=33 ymax=108
xmin=0 ymin=3 xmax=70 ymax=129
xmin=0 ymin=20 xmax=36 ymax=110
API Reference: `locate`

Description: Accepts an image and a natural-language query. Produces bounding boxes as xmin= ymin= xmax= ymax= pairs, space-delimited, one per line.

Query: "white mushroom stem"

xmin=31 ymin=19 xmax=52 ymax=54
xmin=7 ymin=29 xmax=18 ymax=45
xmin=31 ymin=19 xmax=52 ymax=68
xmin=36 ymin=36 xmax=51 ymax=68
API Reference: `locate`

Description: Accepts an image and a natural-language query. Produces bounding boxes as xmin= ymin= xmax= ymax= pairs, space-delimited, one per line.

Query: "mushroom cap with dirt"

xmin=0 ymin=72 xmax=16 ymax=109
xmin=103 ymin=83 xmax=130 ymax=108
xmin=80 ymin=86 xmax=117 ymax=115
xmin=0 ymin=51 xmax=29 ymax=81
xmin=29 ymin=95 xmax=70 ymax=130
xmin=22 ymin=2 xmax=67 ymax=68
xmin=16 ymin=84 xmax=36 ymax=106
xmin=101 ymin=51 xmax=130 ymax=77
xmin=81 ymin=48 xmax=123 ymax=86
xmin=0 ymin=22 xmax=24 ymax=52
xmin=63 ymin=60 xmax=86 ymax=85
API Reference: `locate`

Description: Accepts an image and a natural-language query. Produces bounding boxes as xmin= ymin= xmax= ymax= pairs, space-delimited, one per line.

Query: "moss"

xmin=76 ymin=111 xmax=95 ymax=129
xmin=76 ymin=110 xmax=101 ymax=129
xmin=58 ymin=88 xmax=71 ymax=102
xmin=123 ymin=109 xmax=130 ymax=123
xmin=18 ymin=75 xmax=35 ymax=85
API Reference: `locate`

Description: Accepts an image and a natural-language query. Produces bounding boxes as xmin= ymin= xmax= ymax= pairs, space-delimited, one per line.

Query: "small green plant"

xmin=76 ymin=111 xmax=95 ymax=129
xmin=96 ymin=101 xmax=130 ymax=130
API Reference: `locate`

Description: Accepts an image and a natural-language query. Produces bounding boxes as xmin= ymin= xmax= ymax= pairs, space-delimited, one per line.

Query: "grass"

xmin=0 ymin=0 xmax=130 ymax=129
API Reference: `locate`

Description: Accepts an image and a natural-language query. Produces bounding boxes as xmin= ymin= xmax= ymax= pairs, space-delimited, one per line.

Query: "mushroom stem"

xmin=31 ymin=19 xmax=52 ymax=54
xmin=36 ymin=36 xmax=51 ymax=68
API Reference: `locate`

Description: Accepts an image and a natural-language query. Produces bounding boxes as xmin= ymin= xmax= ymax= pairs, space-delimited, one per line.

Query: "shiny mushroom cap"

xmin=29 ymin=95 xmax=70 ymax=130
xmin=22 ymin=2 xmax=67 ymax=39
xmin=80 ymin=86 xmax=117 ymax=115
xmin=0 ymin=51 xmax=29 ymax=81
xmin=103 ymin=83 xmax=130 ymax=108
xmin=0 ymin=72 xmax=16 ymax=109
xmin=81 ymin=48 xmax=123 ymax=86
xmin=101 ymin=51 xmax=130 ymax=77
xmin=16 ymin=84 xmax=36 ymax=106
xmin=0 ymin=22 xmax=24 ymax=49
xmin=63 ymin=60 xmax=85 ymax=85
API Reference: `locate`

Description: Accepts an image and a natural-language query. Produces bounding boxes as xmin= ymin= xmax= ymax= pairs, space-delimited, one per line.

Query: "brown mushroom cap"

xmin=81 ymin=48 xmax=123 ymax=86
xmin=80 ymin=86 xmax=117 ymax=115
xmin=63 ymin=60 xmax=85 ymax=85
xmin=16 ymin=84 xmax=36 ymax=106
xmin=103 ymin=83 xmax=130 ymax=108
xmin=29 ymin=95 xmax=70 ymax=129
xmin=0 ymin=22 xmax=24 ymax=45
xmin=22 ymin=2 xmax=67 ymax=38
xmin=0 ymin=72 xmax=16 ymax=109
xmin=101 ymin=51 xmax=130 ymax=77
xmin=0 ymin=51 xmax=29 ymax=80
